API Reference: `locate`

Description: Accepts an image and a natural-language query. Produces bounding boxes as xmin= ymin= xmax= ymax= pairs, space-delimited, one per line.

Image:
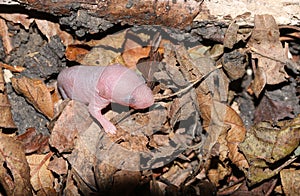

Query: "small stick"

xmin=154 ymin=64 xmax=223 ymax=101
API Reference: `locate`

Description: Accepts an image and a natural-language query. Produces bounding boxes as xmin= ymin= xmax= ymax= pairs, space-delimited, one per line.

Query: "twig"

xmin=154 ymin=64 xmax=223 ymax=101
xmin=249 ymin=46 xmax=299 ymax=73
xmin=249 ymin=47 xmax=285 ymax=64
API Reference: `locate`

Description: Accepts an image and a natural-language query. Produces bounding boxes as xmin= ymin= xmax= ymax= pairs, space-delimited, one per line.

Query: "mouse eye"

xmin=123 ymin=95 xmax=135 ymax=105
xmin=129 ymin=96 xmax=136 ymax=105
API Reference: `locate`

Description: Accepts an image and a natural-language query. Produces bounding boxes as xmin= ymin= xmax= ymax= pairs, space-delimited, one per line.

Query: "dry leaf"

xmin=0 ymin=68 xmax=16 ymax=128
xmin=16 ymin=127 xmax=50 ymax=154
xmin=223 ymin=21 xmax=239 ymax=49
xmin=94 ymin=162 xmax=118 ymax=193
xmin=1 ymin=14 xmax=74 ymax=46
xmin=81 ymin=47 xmax=120 ymax=66
xmin=0 ymin=17 xmax=13 ymax=54
xmin=81 ymin=30 xmax=128 ymax=66
xmin=248 ymin=14 xmax=288 ymax=96
xmin=49 ymin=100 xmax=93 ymax=153
xmin=122 ymin=39 xmax=151 ymax=68
xmin=280 ymin=169 xmax=300 ymax=196
xmin=207 ymin=163 xmax=231 ymax=186
xmin=64 ymin=122 xmax=106 ymax=191
xmin=27 ymin=153 xmax=56 ymax=195
xmin=86 ymin=29 xmax=128 ymax=48
xmin=199 ymin=93 xmax=248 ymax=170
xmin=224 ymin=105 xmax=249 ymax=169
xmin=0 ymin=13 xmax=34 ymax=30
xmin=222 ymin=49 xmax=247 ymax=80
xmin=188 ymin=45 xmax=211 ymax=59
xmin=0 ymin=133 xmax=32 ymax=195
xmin=250 ymin=66 xmax=266 ymax=97
xmin=35 ymin=19 xmax=74 ymax=46
xmin=174 ymin=44 xmax=232 ymax=164
xmin=254 ymin=94 xmax=294 ymax=123
xmin=11 ymin=76 xmax=54 ymax=119
xmin=64 ymin=173 xmax=81 ymax=196
xmin=65 ymin=44 xmax=90 ymax=62
xmin=161 ymin=164 xmax=192 ymax=187
xmin=48 ymin=156 xmax=68 ymax=176
xmin=239 ymin=115 xmax=300 ymax=186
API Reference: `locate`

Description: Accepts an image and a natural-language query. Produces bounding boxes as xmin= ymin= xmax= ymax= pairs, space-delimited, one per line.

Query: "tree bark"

xmin=12 ymin=0 xmax=202 ymax=29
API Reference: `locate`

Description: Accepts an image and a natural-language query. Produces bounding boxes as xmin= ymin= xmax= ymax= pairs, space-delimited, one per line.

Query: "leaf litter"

xmin=0 ymin=12 xmax=299 ymax=195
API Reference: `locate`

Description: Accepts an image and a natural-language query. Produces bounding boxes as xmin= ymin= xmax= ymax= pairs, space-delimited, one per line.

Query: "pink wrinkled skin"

xmin=57 ymin=64 xmax=154 ymax=134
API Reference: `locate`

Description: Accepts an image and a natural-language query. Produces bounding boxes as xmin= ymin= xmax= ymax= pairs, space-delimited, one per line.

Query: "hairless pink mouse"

xmin=57 ymin=64 xmax=154 ymax=134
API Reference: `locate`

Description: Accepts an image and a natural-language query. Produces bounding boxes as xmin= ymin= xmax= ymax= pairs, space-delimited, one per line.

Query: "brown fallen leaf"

xmin=122 ymin=38 xmax=151 ymax=68
xmin=0 ymin=17 xmax=13 ymax=54
xmin=239 ymin=115 xmax=300 ymax=186
xmin=0 ymin=133 xmax=32 ymax=195
xmin=49 ymin=100 xmax=93 ymax=153
xmin=64 ymin=172 xmax=81 ymax=196
xmin=222 ymin=49 xmax=247 ymax=80
xmin=64 ymin=123 xmax=103 ymax=191
xmin=207 ymin=162 xmax=232 ymax=186
xmin=11 ymin=76 xmax=54 ymax=119
xmin=81 ymin=46 xmax=120 ymax=66
xmin=249 ymin=66 xmax=266 ymax=97
xmin=248 ymin=14 xmax=288 ymax=96
xmin=224 ymin=104 xmax=249 ymax=169
xmin=47 ymin=156 xmax=68 ymax=176
xmin=162 ymin=164 xmax=193 ymax=187
xmin=0 ymin=13 xmax=34 ymax=30
xmin=65 ymin=44 xmax=90 ymax=62
xmin=199 ymin=93 xmax=248 ymax=170
xmin=35 ymin=19 xmax=75 ymax=46
xmin=0 ymin=68 xmax=16 ymax=128
xmin=174 ymin=44 xmax=236 ymax=169
xmin=1 ymin=13 xmax=75 ymax=47
xmin=254 ymin=94 xmax=294 ymax=124
xmin=27 ymin=153 xmax=56 ymax=196
xmin=16 ymin=127 xmax=50 ymax=154
xmin=81 ymin=29 xmax=128 ymax=66
xmin=280 ymin=169 xmax=300 ymax=196
xmin=223 ymin=21 xmax=239 ymax=49
xmin=219 ymin=179 xmax=277 ymax=196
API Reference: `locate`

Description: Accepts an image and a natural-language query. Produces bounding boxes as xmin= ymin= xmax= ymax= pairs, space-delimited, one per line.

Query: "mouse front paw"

xmin=102 ymin=122 xmax=117 ymax=134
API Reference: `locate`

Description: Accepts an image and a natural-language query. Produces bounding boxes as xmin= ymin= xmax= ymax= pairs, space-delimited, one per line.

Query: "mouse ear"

xmin=136 ymin=61 xmax=160 ymax=89
xmin=136 ymin=62 xmax=159 ymax=81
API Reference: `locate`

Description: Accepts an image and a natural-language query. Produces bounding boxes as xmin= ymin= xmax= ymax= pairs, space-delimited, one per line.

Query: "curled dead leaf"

xmin=0 ymin=133 xmax=32 ymax=195
xmin=223 ymin=21 xmax=239 ymax=49
xmin=0 ymin=68 xmax=16 ymax=128
xmin=16 ymin=127 xmax=50 ymax=154
xmin=239 ymin=115 xmax=300 ymax=186
xmin=199 ymin=93 xmax=248 ymax=170
xmin=254 ymin=94 xmax=294 ymax=123
xmin=122 ymin=39 xmax=151 ymax=68
xmin=222 ymin=49 xmax=247 ymax=80
xmin=49 ymin=100 xmax=93 ymax=153
xmin=250 ymin=66 xmax=266 ymax=97
xmin=248 ymin=14 xmax=288 ymax=96
xmin=27 ymin=153 xmax=56 ymax=195
xmin=280 ymin=169 xmax=300 ymax=195
xmin=0 ymin=17 xmax=13 ymax=54
xmin=11 ymin=76 xmax=54 ymax=119
xmin=65 ymin=44 xmax=90 ymax=62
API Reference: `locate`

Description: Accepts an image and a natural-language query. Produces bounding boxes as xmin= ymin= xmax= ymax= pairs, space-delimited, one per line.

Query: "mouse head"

xmin=129 ymin=84 xmax=154 ymax=109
